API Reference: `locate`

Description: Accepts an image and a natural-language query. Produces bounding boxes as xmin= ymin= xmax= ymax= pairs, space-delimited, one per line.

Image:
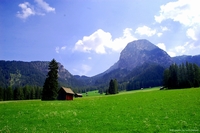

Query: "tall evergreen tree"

xmin=7 ymin=86 xmax=13 ymax=100
xmin=193 ymin=64 xmax=200 ymax=87
xmin=107 ymin=79 xmax=118 ymax=94
xmin=42 ymin=59 xmax=59 ymax=100
xmin=0 ymin=87 xmax=3 ymax=101
xmin=14 ymin=87 xmax=24 ymax=100
xmin=114 ymin=79 xmax=118 ymax=94
xmin=163 ymin=69 xmax=169 ymax=87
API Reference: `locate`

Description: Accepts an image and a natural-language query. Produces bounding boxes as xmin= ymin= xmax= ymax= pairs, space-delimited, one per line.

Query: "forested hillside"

xmin=0 ymin=61 xmax=80 ymax=88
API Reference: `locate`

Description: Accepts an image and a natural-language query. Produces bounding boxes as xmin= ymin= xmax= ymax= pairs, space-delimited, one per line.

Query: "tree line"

xmin=163 ymin=62 xmax=200 ymax=89
xmin=0 ymin=86 xmax=42 ymax=101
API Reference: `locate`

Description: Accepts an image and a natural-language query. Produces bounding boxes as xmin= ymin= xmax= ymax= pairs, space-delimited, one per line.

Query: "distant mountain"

xmin=172 ymin=55 xmax=200 ymax=66
xmin=0 ymin=61 xmax=79 ymax=88
xmin=105 ymin=39 xmax=173 ymax=72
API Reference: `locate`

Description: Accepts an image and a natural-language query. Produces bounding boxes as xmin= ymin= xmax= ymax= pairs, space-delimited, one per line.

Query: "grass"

xmin=0 ymin=87 xmax=200 ymax=132
xmin=82 ymin=90 xmax=102 ymax=97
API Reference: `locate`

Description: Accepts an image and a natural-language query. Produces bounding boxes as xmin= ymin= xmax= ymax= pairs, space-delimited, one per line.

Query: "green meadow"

xmin=0 ymin=88 xmax=200 ymax=133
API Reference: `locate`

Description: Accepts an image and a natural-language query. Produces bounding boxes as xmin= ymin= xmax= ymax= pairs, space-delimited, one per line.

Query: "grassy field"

xmin=82 ymin=90 xmax=102 ymax=97
xmin=0 ymin=88 xmax=200 ymax=133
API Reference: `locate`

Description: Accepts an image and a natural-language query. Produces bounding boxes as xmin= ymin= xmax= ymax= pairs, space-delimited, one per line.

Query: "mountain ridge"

xmin=1 ymin=39 xmax=200 ymax=91
xmin=100 ymin=39 xmax=173 ymax=75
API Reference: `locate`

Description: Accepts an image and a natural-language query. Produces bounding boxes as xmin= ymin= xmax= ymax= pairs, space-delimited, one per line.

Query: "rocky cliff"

xmin=105 ymin=39 xmax=173 ymax=72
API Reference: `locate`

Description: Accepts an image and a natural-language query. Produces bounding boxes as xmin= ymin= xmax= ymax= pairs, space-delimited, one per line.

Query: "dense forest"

xmin=0 ymin=86 xmax=42 ymax=101
xmin=163 ymin=62 xmax=200 ymax=89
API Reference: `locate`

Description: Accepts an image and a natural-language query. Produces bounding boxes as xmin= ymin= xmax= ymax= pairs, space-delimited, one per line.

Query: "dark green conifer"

xmin=108 ymin=79 xmax=118 ymax=94
xmin=42 ymin=59 xmax=58 ymax=100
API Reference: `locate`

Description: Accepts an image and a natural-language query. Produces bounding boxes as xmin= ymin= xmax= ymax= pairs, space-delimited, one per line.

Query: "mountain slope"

xmin=105 ymin=39 xmax=173 ymax=72
xmin=0 ymin=61 xmax=79 ymax=88
xmin=172 ymin=55 xmax=200 ymax=66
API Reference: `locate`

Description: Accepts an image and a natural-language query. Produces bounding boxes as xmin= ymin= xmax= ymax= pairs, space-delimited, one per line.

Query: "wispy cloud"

xmin=55 ymin=46 xmax=67 ymax=53
xmin=135 ymin=26 xmax=156 ymax=37
xmin=73 ymin=64 xmax=92 ymax=76
xmin=17 ymin=0 xmax=55 ymax=20
xmin=74 ymin=28 xmax=137 ymax=54
xmin=160 ymin=26 xmax=169 ymax=31
xmin=35 ymin=0 xmax=55 ymax=13
xmin=88 ymin=57 xmax=92 ymax=60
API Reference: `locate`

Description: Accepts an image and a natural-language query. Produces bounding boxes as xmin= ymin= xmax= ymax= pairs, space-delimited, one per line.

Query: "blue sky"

xmin=1 ymin=0 xmax=200 ymax=76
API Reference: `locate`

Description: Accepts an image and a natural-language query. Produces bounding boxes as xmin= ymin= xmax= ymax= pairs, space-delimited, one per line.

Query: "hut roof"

xmin=61 ymin=87 xmax=74 ymax=94
xmin=75 ymin=93 xmax=82 ymax=96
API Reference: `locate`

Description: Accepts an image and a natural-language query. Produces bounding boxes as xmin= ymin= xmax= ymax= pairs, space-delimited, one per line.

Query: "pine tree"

xmin=42 ymin=59 xmax=59 ymax=100
xmin=108 ymin=79 xmax=114 ymax=94
xmin=193 ymin=64 xmax=200 ymax=87
xmin=0 ymin=87 xmax=3 ymax=101
xmin=7 ymin=86 xmax=13 ymax=100
xmin=163 ymin=69 xmax=169 ymax=87
xmin=23 ymin=86 xmax=31 ymax=100
xmin=107 ymin=79 xmax=118 ymax=94
xmin=114 ymin=79 xmax=118 ymax=94
xmin=14 ymin=87 xmax=24 ymax=100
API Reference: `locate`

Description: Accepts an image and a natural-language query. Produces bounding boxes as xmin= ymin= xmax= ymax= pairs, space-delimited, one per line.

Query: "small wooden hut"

xmin=57 ymin=87 xmax=74 ymax=100
xmin=75 ymin=93 xmax=83 ymax=98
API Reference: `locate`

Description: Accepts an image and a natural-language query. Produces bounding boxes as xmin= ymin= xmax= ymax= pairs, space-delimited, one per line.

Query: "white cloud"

xmin=16 ymin=2 xmax=35 ymax=19
xmin=55 ymin=47 xmax=59 ymax=53
xmin=135 ymin=26 xmax=156 ymax=37
xmin=157 ymin=33 xmax=163 ymax=37
xmin=167 ymin=51 xmax=176 ymax=57
xmin=175 ymin=45 xmax=186 ymax=54
xmin=167 ymin=41 xmax=200 ymax=57
xmin=155 ymin=0 xmax=200 ymax=52
xmin=88 ymin=57 xmax=92 ymax=60
xmin=74 ymin=29 xmax=111 ymax=54
xmin=161 ymin=26 xmax=169 ymax=31
xmin=155 ymin=0 xmax=200 ymax=27
xmin=17 ymin=0 xmax=55 ymax=20
xmin=186 ymin=28 xmax=197 ymax=41
xmin=74 ymin=28 xmax=137 ymax=54
xmin=55 ymin=46 xmax=67 ymax=53
xmin=34 ymin=0 xmax=55 ymax=12
xmin=156 ymin=26 xmax=169 ymax=37
xmin=156 ymin=43 xmax=166 ymax=51
xmin=61 ymin=46 xmax=66 ymax=50
xmin=110 ymin=28 xmax=136 ymax=52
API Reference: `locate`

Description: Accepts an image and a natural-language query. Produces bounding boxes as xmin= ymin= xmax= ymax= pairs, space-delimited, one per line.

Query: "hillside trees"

xmin=126 ymin=64 xmax=164 ymax=91
xmin=163 ymin=62 xmax=200 ymax=89
xmin=42 ymin=59 xmax=59 ymax=100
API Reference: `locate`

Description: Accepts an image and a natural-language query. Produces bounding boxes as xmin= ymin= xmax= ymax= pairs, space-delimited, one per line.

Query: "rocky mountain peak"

xmin=105 ymin=39 xmax=173 ymax=72
xmin=118 ymin=39 xmax=172 ymax=70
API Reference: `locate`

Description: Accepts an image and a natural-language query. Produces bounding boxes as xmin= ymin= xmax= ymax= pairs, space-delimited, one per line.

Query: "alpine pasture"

xmin=0 ymin=88 xmax=199 ymax=132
